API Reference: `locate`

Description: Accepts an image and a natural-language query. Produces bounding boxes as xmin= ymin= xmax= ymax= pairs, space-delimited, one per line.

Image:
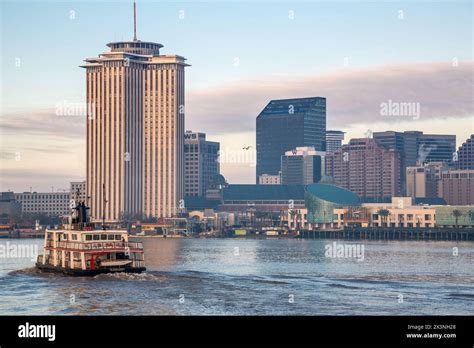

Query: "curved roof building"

xmin=304 ymin=183 xmax=360 ymax=223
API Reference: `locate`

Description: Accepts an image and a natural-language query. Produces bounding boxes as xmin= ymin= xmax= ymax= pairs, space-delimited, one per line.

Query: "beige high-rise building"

xmin=70 ymin=181 xmax=86 ymax=203
xmin=81 ymin=8 xmax=188 ymax=221
xmin=325 ymin=138 xmax=401 ymax=199
xmin=406 ymin=162 xmax=447 ymax=198
xmin=438 ymin=169 xmax=474 ymax=205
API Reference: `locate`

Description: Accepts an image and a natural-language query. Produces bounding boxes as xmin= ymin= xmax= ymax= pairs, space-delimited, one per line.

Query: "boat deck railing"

xmin=130 ymin=259 xmax=145 ymax=268
xmin=45 ymin=241 xmax=144 ymax=251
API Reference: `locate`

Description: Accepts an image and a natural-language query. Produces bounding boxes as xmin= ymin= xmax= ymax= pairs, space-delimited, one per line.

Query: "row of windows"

xmin=371 ymin=214 xmax=434 ymax=221
xmin=442 ymin=173 xmax=474 ymax=178
xmin=84 ymin=234 xmax=122 ymax=241
xmin=17 ymin=195 xmax=69 ymax=200
xmin=22 ymin=204 xmax=68 ymax=207
xmin=23 ymin=209 xmax=68 ymax=213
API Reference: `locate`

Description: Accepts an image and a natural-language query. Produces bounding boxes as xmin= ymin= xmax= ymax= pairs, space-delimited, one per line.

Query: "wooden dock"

xmin=299 ymin=227 xmax=474 ymax=241
xmin=0 ymin=230 xmax=45 ymax=239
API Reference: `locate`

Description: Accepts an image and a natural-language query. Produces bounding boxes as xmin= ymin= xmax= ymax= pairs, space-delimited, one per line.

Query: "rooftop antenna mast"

xmin=133 ymin=0 xmax=137 ymax=41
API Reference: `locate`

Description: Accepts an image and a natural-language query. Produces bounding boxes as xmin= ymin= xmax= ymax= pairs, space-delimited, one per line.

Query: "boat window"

xmin=107 ymin=234 xmax=115 ymax=240
xmin=93 ymin=234 xmax=100 ymax=240
xmin=115 ymin=235 xmax=121 ymax=240
xmin=85 ymin=235 xmax=92 ymax=241
xmin=101 ymin=234 xmax=107 ymax=240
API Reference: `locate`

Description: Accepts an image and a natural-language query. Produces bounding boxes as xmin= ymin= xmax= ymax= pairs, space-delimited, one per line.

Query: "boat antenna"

xmin=102 ymin=183 xmax=107 ymax=230
xmin=133 ymin=0 xmax=137 ymax=41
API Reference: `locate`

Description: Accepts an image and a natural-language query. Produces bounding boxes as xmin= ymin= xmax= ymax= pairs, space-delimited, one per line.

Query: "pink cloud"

xmin=186 ymin=61 xmax=473 ymax=134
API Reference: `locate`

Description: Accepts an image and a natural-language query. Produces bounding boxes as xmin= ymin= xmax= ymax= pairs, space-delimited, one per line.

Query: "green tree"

xmin=279 ymin=210 xmax=285 ymax=227
xmin=468 ymin=210 xmax=474 ymax=223
xmin=452 ymin=209 xmax=463 ymax=227
xmin=377 ymin=209 xmax=390 ymax=227
xmin=289 ymin=210 xmax=298 ymax=230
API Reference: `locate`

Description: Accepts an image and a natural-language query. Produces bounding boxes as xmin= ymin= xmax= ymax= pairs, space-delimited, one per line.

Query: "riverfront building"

xmin=289 ymin=196 xmax=437 ymax=230
xmin=325 ymin=138 xmax=401 ymax=199
xmin=435 ymin=206 xmax=474 ymax=227
xmin=82 ymin=16 xmax=189 ymax=221
xmin=292 ymin=183 xmax=360 ymax=229
xmin=217 ymin=184 xmax=305 ymax=213
xmin=184 ymin=131 xmax=220 ymax=197
xmin=14 ymin=191 xmax=71 ymax=216
xmin=256 ymin=97 xmax=326 ymax=181
xmin=333 ymin=197 xmax=437 ymax=228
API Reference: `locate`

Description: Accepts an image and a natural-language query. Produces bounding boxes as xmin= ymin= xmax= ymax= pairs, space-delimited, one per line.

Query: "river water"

xmin=0 ymin=238 xmax=473 ymax=315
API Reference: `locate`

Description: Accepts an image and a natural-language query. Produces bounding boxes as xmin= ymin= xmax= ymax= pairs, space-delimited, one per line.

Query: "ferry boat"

xmin=36 ymin=201 xmax=146 ymax=276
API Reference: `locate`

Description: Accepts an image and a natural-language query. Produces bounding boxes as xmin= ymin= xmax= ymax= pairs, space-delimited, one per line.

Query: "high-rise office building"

xmin=417 ymin=133 xmax=456 ymax=163
xmin=326 ymin=130 xmax=345 ymax=152
xmin=70 ymin=181 xmax=86 ymax=203
xmin=406 ymin=162 xmax=447 ymax=198
xmin=256 ymin=97 xmax=326 ymax=182
xmin=373 ymin=131 xmax=456 ymax=194
xmin=438 ymin=169 xmax=474 ymax=205
xmin=281 ymin=147 xmax=325 ymax=185
xmin=373 ymin=131 xmax=419 ymax=194
xmin=325 ymin=138 xmax=401 ymax=199
xmin=184 ymin=131 xmax=220 ymax=197
xmin=456 ymin=134 xmax=474 ymax=170
xmin=82 ymin=4 xmax=188 ymax=221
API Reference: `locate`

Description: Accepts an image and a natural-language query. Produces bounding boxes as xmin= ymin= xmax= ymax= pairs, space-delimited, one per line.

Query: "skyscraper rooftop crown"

xmin=257 ymin=97 xmax=326 ymax=118
xmin=106 ymin=41 xmax=163 ymax=56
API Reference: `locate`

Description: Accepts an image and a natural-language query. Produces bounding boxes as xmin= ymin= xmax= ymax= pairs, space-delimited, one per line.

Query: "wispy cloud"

xmin=186 ymin=61 xmax=474 ymax=134
xmin=1 ymin=61 xmax=472 ymax=188
xmin=0 ymin=109 xmax=85 ymax=139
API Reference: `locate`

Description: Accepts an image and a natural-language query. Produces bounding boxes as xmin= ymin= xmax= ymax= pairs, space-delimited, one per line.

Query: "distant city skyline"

xmin=1 ymin=0 xmax=473 ymax=191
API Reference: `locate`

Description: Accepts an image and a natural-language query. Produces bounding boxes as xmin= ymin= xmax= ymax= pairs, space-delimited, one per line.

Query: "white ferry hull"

xmin=36 ymin=259 xmax=146 ymax=276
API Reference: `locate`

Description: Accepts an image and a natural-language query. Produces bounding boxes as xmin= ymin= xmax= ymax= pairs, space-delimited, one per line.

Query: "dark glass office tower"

xmin=373 ymin=131 xmax=419 ymax=194
xmin=256 ymin=97 xmax=326 ymax=182
xmin=417 ymin=134 xmax=456 ymax=163
xmin=373 ymin=131 xmax=456 ymax=195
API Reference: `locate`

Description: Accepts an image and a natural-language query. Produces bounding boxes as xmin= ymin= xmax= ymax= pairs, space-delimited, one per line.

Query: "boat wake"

xmin=7 ymin=268 xmax=164 ymax=282
xmin=94 ymin=272 xmax=165 ymax=282
xmin=7 ymin=267 xmax=72 ymax=280
xmin=8 ymin=267 xmax=45 ymax=276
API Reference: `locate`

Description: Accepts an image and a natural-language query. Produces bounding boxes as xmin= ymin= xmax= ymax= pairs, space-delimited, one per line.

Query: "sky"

xmin=0 ymin=0 xmax=473 ymax=191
